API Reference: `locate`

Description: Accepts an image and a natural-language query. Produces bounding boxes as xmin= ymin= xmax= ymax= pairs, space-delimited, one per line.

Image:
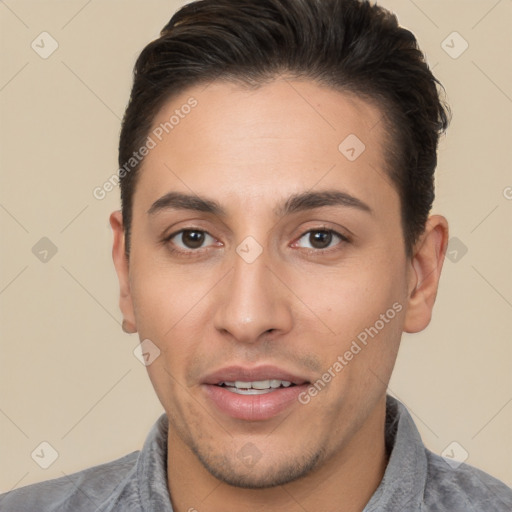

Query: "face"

xmin=111 ymin=78 xmax=439 ymax=489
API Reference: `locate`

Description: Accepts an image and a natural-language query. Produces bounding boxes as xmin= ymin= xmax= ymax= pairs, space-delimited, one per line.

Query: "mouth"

xmin=202 ymin=365 xmax=310 ymax=421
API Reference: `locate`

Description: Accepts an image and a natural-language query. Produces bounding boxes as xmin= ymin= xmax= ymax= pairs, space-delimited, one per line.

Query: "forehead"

xmin=134 ymin=78 xmax=397 ymax=217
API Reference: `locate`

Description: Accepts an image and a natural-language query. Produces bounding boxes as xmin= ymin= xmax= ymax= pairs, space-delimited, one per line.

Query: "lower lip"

xmin=203 ymin=384 xmax=308 ymax=421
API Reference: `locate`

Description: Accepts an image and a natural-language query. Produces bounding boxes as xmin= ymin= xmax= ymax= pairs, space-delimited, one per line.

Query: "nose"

xmin=213 ymin=246 xmax=293 ymax=344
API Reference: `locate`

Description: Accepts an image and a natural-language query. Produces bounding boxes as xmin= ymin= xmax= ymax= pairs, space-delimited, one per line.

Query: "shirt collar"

xmin=136 ymin=412 xmax=174 ymax=511
xmin=363 ymin=395 xmax=427 ymax=511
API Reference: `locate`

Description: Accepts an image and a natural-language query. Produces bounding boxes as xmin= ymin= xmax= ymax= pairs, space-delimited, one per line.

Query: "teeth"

xmin=228 ymin=388 xmax=272 ymax=395
xmin=244 ymin=380 xmax=270 ymax=390
xmin=220 ymin=379 xmax=293 ymax=391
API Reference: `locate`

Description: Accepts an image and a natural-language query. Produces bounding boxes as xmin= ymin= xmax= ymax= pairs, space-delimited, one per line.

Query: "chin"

xmin=191 ymin=444 xmax=325 ymax=489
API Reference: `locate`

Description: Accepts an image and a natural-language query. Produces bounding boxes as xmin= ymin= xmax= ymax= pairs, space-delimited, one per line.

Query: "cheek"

xmin=135 ymin=272 xmax=205 ymax=412
xmin=288 ymin=252 xmax=407 ymax=405
xmin=290 ymin=254 xmax=406 ymax=343
xmin=129 ymin=252 xmax=207 ymax=339
xmin=128 ymin=260 xmax=212 ymax=397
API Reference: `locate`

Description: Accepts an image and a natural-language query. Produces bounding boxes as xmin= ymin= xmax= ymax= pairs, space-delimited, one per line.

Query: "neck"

xmin=167 ymin=398 xmax=388 ymax=512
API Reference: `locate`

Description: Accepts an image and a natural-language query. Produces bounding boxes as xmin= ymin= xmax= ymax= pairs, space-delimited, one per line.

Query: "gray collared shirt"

xmin=1 ymin=396 xmax=511 ymax=511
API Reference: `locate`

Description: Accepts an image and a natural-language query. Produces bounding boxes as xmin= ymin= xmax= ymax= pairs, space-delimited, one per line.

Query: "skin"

xmin=110 ymin=78 xmax=449 ymax=512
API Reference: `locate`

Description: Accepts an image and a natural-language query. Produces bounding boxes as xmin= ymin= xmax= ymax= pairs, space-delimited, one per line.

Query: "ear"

xmin=110 ymin=210 xmax=137 ymax=334
xmin=403 ymin=214 xmax=449 ymax=333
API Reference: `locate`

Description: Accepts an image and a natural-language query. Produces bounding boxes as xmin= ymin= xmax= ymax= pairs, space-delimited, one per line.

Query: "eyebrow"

xmin=147 ymin=189 xmax=373 ymax=218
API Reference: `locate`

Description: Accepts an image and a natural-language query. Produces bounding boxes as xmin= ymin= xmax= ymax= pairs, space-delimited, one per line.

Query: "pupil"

xmin=311 ymin=230 xmax=331 ymax=249
xmin=183 ymin=230 xmax=204 ymax=248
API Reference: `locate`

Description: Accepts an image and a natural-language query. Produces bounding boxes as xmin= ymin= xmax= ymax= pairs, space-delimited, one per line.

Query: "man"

xmin=1 ymin=0 xmax=511 ymax=510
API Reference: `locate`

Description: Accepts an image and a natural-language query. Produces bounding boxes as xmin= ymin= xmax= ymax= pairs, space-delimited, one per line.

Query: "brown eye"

xmin=295 ymin=229 xmax=347 ymax=251
xmin=168 ymin=229 xmax=215 ymax=250
xmin=309 ymin=230 xmax=332 ymax=249
xmin=180 ymin=230 xmax=206 ymax=248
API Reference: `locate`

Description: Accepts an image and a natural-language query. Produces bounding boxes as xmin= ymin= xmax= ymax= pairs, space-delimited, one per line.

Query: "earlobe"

xmin=122 ymin=319 xmax=137 ymax=334
xmin=110 ymin=211 xmax=138 ymax=334
xmin=403 ymin=215 xmax=449 ymax=334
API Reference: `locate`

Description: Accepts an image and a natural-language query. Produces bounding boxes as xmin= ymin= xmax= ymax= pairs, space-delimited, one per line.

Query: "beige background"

xmin=1 ymin=0 xmax=511 ymax=493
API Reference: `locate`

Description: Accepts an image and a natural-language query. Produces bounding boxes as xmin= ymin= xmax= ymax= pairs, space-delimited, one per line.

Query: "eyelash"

xmin=162 ymin=226 xmax=350 ymax=258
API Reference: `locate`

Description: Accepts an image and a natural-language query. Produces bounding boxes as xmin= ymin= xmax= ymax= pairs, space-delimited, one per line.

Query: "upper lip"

xmin=202 ymin=365 xmax=310 ymax=386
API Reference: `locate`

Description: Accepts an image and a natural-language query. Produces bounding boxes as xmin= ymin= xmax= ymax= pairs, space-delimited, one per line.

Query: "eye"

xmin=167 ymin=229 xmax=217 ymax=251
xmin=294 ymin=229 xmax=348 ymax=251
